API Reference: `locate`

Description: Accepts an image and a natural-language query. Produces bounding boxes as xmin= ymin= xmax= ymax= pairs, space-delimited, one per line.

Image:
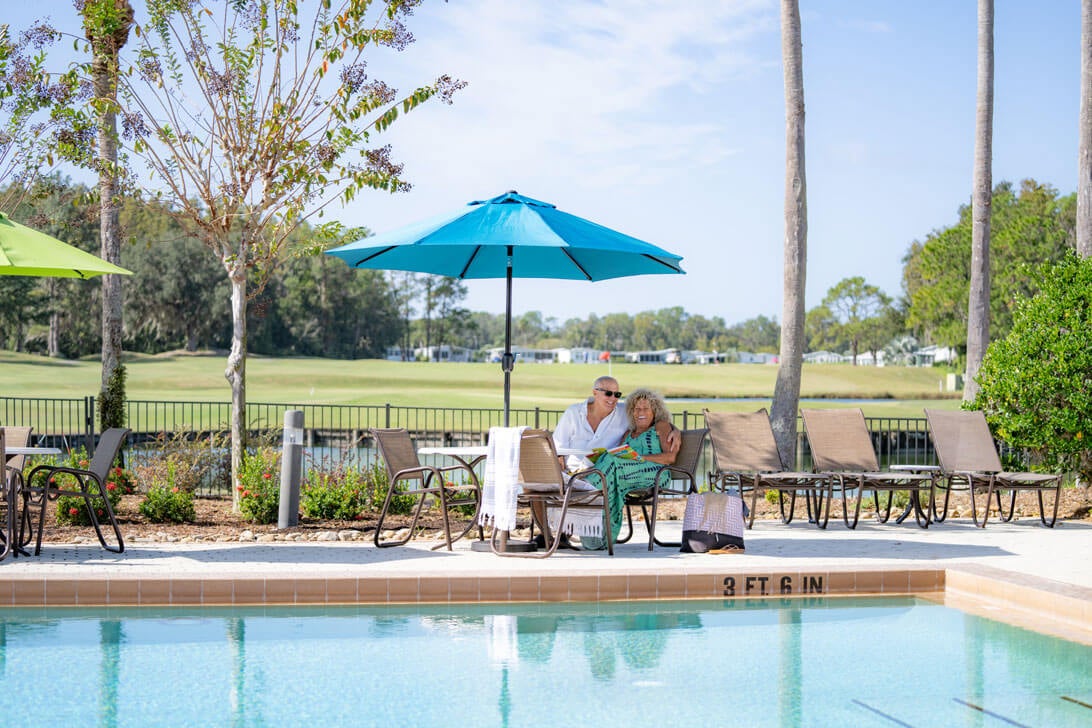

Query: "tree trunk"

xmin=1079 ymin=0 xmax=1092 ymax=258
xmin=86 ymin=0 xmax=133 ymax=429
xmin=771 ymin=0 xmax=808 ymax=468
xmin=965 ymin=0 xmax=994 ymax=403
xmin=226 ymin=266 xmax=248 ymax=511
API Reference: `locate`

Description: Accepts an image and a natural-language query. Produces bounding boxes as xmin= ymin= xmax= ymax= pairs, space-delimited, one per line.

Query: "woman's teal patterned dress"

xmin=582 ymin=427 xmax=668 ymax=550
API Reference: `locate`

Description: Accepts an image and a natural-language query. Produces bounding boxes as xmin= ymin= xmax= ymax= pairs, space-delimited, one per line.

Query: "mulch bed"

xmin=32 ymin=487 xmax=1092 ymax=544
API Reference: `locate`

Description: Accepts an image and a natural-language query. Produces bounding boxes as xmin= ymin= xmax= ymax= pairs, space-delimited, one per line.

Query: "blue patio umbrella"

xmin=327 ymin=191 xmax=685 ymax=424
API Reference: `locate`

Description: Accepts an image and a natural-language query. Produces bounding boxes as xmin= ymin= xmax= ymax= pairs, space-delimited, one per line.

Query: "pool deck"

xmin=3 ymin=518 xmax=1091 ymax=644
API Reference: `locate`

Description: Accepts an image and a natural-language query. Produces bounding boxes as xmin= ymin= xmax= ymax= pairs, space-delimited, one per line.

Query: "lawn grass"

xmin=0 ymin=349 xmax=963 ymax=419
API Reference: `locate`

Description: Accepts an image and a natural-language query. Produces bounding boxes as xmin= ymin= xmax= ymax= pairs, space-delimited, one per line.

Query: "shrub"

xmin=140 ymin=484 xmax=196 ymax=523
xmin=974 ymin=252 xmax=1092 ymax=483
xmin=237 ymin=448 xmax=281 ymax=524
xmin=49 ymin=448 xmax=124 ymax=527
xmin=135 ymin=457 xmax=197 ymax=523
xmin=301 ymin=462 xmax=371 ymax=520
xmin=366 ymin=462 xmax=416 ymax=516
xmin=132 ymin=430 xmax=230 ymax=497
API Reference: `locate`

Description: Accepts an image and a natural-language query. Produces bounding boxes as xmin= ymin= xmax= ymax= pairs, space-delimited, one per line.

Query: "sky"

xmin=8 ymin=1 xmax=1084 ymax=327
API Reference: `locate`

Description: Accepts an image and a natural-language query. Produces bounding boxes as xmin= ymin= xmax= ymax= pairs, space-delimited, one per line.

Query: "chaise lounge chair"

xmin=924 ymin=408 xmax=1063 ymax=528
xmin=800 ymin=408 xmax=935 ymax=529
xmin=703 ymin=409 xmax=834 ymax=528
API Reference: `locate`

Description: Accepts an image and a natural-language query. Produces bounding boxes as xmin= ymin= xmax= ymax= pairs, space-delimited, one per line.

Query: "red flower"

xmin=106 ymin=483 xmax=117 ymax=491
xmin=171 ymin=487 xmax=179 ymax=493
xmin=262 ymin=472 xmax=272 ymax=480
xmin=68 ymin=507 xmax=79 ymax=516
xmin=115 ymin=467 xmax=123 ymax=476
xmin=79 ymin=459 xmax=88 ymax=467
xmin=236 ymin=485 xmax=245 ymax=492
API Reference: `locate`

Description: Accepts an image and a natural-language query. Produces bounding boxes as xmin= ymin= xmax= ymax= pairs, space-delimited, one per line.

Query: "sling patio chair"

xmin=1 ymin=426 xmax=33 ymax=558
xmin=615 ymin=427 xmax=708 ymax=551
xmin=371 ymin=427 xmax=482 ymax=550
xmin=924 ymin=408 xmax=1063 ymax=528
xmin=492 ymin=428 xmax=612 ymax=558
xmin=21 ymin=427 xmax=130 ymax=555
xmin=800 ymin=408 xmax=935 ymax=529
xmin=704 ymin=409 xmax=835 ymax=528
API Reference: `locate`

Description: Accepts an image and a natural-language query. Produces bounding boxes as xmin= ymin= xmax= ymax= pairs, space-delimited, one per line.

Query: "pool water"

xmin=0 ymin=597 xmax=1088 ymax=727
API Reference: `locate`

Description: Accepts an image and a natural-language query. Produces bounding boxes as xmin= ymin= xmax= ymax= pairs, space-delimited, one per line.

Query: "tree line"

xmin=0 ymin=176 xmax=1077 ymax=364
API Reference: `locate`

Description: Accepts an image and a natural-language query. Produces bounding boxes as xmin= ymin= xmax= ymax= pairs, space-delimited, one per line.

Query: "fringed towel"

xmin=479 ymin=426 xmax=528 ymax=533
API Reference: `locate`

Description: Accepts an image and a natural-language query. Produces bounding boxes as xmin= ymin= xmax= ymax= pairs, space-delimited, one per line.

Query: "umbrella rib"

xmin=352 ymin=246 xmax=397 ymax=266
xmin=560 ymin=249 xmax=593 ymax=281
xmin=642 ymin=253 xmax=684 ymax=273
xmin=457 ymin=246 xmax=482 ymax=279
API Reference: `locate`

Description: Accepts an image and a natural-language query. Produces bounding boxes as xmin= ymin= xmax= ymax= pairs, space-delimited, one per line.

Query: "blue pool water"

xmin=0 ymin=597 xmax=1088 ymax=727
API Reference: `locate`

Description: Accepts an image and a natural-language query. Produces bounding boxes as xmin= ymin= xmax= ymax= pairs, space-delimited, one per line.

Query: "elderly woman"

xmin=581 ymin=388 xmax=676 ymax=550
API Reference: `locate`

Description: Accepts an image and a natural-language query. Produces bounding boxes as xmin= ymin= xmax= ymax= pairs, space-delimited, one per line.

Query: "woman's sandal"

xmin=708 ymin=544 xmax=745 ymax=554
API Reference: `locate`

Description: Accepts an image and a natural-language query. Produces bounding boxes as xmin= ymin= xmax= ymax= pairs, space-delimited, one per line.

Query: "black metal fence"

xmin=3 ymin=395 xmax=948 ymax=497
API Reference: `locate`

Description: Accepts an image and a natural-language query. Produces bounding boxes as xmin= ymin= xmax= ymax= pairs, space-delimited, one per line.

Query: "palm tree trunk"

xmin=965 ymin=0 xmax=994 ymax=403
xmin=771 ymin=0 xmax=808 ymax=468
xmin=1079 ymin=0 xmax=1092 ymax=259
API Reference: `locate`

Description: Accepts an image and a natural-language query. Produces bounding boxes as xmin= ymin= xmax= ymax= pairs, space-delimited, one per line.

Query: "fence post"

xmin=385 ymin=403 xmax=391 ymax=428
xmin=84 ymin=395 xmax=96 ymax=455
xmin=278 ymin=410 xmax=304 ymax=529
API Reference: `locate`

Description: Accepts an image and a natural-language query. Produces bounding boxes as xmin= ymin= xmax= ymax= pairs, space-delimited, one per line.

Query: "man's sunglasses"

xmin=595 ymin=387 xmax=623 ymax=398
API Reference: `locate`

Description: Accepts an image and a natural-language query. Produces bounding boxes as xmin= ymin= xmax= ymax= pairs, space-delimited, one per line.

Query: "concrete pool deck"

xmin=2 ymin=518 xmax=1091 ymax=644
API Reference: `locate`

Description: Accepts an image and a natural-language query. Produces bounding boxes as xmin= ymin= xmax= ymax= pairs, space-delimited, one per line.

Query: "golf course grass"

xmin=1 ymin=350 xmax=963 ymax=419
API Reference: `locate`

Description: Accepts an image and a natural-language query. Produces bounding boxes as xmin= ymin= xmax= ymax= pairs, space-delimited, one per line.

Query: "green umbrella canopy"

xmin=0 ymin=211 xmax=131 ymax=279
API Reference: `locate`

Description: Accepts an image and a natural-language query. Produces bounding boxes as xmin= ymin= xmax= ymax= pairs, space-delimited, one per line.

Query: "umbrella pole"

xmin=502 ymin=246 xmax=514 ymax=426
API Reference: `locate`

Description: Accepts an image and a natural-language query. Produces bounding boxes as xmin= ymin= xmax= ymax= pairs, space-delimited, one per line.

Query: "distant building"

xmin=556 ymin=347 xmax=600 ymax=364
xmin=414 ymin=345 xmax=472 ymax=362
xmin=803 ymin=350 xmax=843 ymax=364
xmin=485 ymin=346 xmax=557 ymax=364
xmin=737 ymin=351 xmax=778 ymax=364
xmin=912 ymin=345 xmax=957 ymax=366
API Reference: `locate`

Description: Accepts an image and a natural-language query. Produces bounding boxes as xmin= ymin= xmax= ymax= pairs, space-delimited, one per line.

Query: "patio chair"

xmin=371 ymin=428 xmax=482 ymax=550
xmin=22 ymin=427 xmax=129 ymax=555
xmin=704 ymin=409 xmax=835 ymax=528
xmin=1 ymin=427 xmax=33 ymax=556
xmin=800 ymin=409 xmax=935 ymax=529
xmin=493 ymin=429 xmax=612 ymax=558
xmin=924 ymin=409 xmax=1063 ymax=528
xmin=615 ymin=428 xmax=707 ymax=551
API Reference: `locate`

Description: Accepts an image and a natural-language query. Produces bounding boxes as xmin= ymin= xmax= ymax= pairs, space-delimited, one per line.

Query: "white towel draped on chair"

xmin=480 ymin=426 xmax=528 ymax=532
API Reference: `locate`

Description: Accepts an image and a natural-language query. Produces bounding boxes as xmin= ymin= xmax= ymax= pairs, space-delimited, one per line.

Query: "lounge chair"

xmin=615 ymin=427 xmax=707 ymax=551
xmin=22 ymin=427 xmax=130 ymax=554
xmin=800 ymin=408 xmax=935 ymax=529
xmin=924 ymin=409 xmax=1063 ymax=527
xmin=493 ymin=429 xmax=612 ymax=557
xmin=371 ymin=428 xmax=482 ymax=550
xmin=704 ymin=409 xmax=835 ymax=528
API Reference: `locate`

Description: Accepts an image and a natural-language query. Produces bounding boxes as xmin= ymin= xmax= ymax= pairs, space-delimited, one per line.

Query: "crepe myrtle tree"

xmin=972 ymin=252 xmax=1092 ymax=485
xmin=116 ymin=0 xmax=464 ymax=508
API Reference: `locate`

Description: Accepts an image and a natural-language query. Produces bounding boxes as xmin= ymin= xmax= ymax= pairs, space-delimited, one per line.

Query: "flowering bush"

xmin=301 ymin=462 xmax=371 ymax=520
xmin=140 ymin=484 xmax=197 ymax=523
xmin=50 ymin=448 xmax=124 ymax=527
xmin=136 ymin=459 xmax=197 ymax=523
xmin=237 ymin=448 xmax=281 ymax=524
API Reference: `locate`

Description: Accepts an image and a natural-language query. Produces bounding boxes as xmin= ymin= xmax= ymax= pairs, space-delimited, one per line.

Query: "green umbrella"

xmin=0 ymin=211 xmax=131 ymax=278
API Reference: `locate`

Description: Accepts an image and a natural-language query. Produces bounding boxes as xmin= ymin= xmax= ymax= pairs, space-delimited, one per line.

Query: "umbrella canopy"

xmin=0 ymin=211 xmax=132 ymax=279
xmin=327 ymin=191 xmax=685 ymax=423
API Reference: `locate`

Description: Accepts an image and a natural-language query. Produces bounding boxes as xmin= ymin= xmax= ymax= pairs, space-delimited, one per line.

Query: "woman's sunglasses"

xmin=595 ymin=387 xmax=623 ymax=398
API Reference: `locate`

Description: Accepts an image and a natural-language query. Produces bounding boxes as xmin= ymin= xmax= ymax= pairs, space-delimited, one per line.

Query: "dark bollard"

xmin=278 ymin=410 xmax=304 ymax=529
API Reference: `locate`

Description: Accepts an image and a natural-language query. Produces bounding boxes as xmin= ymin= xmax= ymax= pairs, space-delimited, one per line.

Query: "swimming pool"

xmin=1 ymin=597 xmax=1088 ymax=727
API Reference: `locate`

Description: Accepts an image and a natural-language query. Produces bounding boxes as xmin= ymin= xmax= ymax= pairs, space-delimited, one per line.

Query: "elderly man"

xmin=553 ymin=375 xmax=681 ymax=472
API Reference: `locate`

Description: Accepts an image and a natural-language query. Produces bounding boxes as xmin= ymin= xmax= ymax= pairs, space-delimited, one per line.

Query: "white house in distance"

xmin=556 ymin=347 xmax=600 ymax=364
xmin=484 ymin=346 xmax=558 ymax=364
